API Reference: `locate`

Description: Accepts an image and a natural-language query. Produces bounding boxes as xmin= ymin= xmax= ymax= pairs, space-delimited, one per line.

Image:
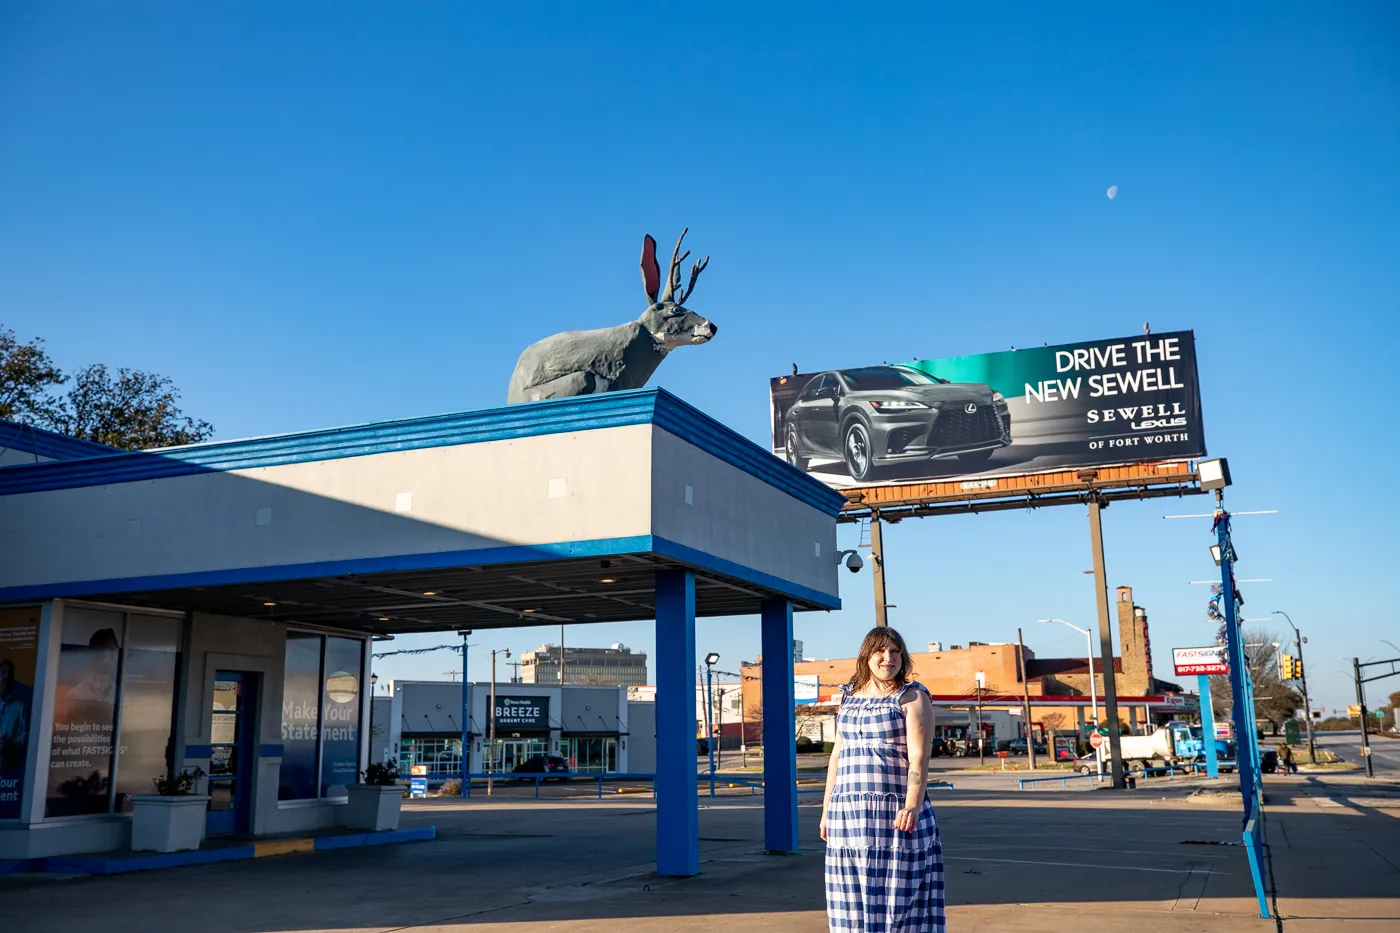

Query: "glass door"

xmin=206 ymin=672 xmax=257 ymax=835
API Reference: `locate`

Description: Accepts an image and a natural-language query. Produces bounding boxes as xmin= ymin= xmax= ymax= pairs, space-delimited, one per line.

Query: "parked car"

xmin=512 ymin=755 xmax=570 ymax=781
xmin=929 ymin=737 xmax=950 ymax=758
xmin=1006 ymin=738 xmax=1048 ymax=755
xmin=1259 ymin=749 xmax=1278 ymax=774
xmin=783 ymin=366 xmax=1012 ymax=482
xmin=1074 ymin=753 xmax=1101 ymax=775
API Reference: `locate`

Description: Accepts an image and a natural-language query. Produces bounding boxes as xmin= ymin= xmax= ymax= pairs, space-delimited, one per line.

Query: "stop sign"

xmin=1089 ymin=732 xmax=1105 ymax=749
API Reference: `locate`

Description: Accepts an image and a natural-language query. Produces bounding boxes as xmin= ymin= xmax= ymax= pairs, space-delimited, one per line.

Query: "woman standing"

xmin=821 ymin=626 xmax=944 ymax=932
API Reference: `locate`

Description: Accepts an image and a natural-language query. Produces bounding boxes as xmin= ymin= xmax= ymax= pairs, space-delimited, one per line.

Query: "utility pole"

xmin=1354 ymin=657 xmax=1373 ymax=779
xmin=1018 ymin=628 xmax=1037 ymax=770
xmin=870 ymin=513 xmax=888 ymax=627
xmin=559 ymin=624 xmax=566 ymax=686
xmin=1088 ymin=498 xmax=1126 ymax=789
xmin=1273 ymin=610 xmax=1315 ymax=763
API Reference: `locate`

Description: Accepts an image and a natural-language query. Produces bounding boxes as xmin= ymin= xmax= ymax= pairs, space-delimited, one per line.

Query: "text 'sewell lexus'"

xmin=783 ymin=366 xmax=1012 ymax=482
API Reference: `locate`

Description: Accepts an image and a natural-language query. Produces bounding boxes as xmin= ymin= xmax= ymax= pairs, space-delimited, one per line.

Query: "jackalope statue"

xmin=507 ymin=229 xmax=717 ymax=403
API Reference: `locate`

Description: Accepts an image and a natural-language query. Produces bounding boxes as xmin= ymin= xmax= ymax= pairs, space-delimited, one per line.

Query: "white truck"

xmin=1094 ymin=720 xmax=1231 ymax=772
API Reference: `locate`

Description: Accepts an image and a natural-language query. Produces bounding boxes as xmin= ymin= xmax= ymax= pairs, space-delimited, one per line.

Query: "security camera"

xmin=835 ymin=549 xmax=864 ymax=573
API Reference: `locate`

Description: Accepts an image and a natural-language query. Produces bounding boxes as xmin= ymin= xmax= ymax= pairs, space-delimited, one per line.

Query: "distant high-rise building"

xmin=520 ymin=643 xmax=649 ymax=687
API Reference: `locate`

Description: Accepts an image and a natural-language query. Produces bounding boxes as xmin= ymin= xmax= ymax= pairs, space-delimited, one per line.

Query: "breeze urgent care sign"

xmin=1173 ymin=646 xmax=1228 ymax=676
xmin=495 ymin=696 xmax=550 ymax=729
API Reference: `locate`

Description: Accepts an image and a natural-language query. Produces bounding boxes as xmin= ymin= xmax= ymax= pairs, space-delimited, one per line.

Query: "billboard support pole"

xmin=1088 ymin=497 xmax=1126 ymax=789
xmin=871 ymin=513 xmax=888 ymax=627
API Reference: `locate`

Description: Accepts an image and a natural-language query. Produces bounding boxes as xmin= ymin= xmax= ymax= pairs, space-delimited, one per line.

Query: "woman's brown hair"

xmin=849 ymin=626 xmax=914 ymax=694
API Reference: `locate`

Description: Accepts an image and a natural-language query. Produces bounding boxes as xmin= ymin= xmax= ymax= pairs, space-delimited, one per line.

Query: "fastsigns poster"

xmin=770 ymin=331 xmax=1205 ymax=487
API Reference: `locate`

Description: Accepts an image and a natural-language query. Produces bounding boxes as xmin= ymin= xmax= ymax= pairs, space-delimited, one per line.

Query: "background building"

xmin=741 ymin=585 xmax=1189 ymax=749
xmin=520 ymin=643 xmax=648 ymax=687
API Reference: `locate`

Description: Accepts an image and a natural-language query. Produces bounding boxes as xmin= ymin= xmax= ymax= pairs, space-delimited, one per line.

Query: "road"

xmin=1311 ymin=729 xmax=1400 ymax=774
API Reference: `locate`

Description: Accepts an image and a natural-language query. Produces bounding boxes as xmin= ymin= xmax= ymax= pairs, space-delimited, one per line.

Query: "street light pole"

xmin=1017 ymin=628 xmax=1037 ymax=770
xmin=975 ymin=671 xmax=985 ymax=766
xmin=1040 ymin=619 xmax=1097 ymax=731
xmin=460 ymin=631 xmax=472 ymax=798
xmin=704 ymin=653 xmax=720 ymax=798
xmin=1273 ymin=610 xmax=1315 ymax=764
xmin=488 ymin=646 xmax=511 ymax=797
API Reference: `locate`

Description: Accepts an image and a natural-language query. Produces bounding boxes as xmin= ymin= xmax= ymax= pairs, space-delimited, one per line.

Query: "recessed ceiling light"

xmin=422 ymin=591 xmax=437 ymax=596
xmin=378 ymin=616 xmax=390 ymax=622
xmin=263 ymin=601 xmax=277 ymax=607
xmin=600 ymin=578 xmax=615 ymax=584
xmin=522 ymin=608 xmax=536 ymax=613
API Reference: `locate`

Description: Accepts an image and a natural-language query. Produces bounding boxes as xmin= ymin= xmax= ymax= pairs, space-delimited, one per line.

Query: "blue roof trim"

xmin=651 ymin=536 xmax=841 ymax=611
xmin=0 ymin=533 xmax=838 ymax=610
xmin=649 ymin=393 xmax=847 ymax=518
xmin=0 ymin=390 xmax=846 ymax=517
xmin=0 ymin=419 xmax=119 ymax=463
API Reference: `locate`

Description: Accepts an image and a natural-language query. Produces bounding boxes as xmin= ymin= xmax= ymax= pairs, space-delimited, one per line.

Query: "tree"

xmin=1 ymin=326 xmax=214 ymax=450
xmin=0 ymin=327 xmax=65 ymax=424
xmin=1208 ymin=626 xmax=1304 ymax=732
xmin=51 ymin=364 xmax=213 ymax=450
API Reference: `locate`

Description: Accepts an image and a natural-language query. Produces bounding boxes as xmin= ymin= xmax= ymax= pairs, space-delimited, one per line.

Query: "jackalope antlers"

xmin=658 ymin=228 xmax=709 ymax=305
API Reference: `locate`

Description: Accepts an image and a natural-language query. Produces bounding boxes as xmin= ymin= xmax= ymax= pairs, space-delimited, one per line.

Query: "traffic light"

xmin=1280 ymin=654 xmax=1295 ymax=680
xmin=1347 ymin=704 xmax=1362 ymax=718
xmin=1293 ymin=657 xmax=1302 ymax=681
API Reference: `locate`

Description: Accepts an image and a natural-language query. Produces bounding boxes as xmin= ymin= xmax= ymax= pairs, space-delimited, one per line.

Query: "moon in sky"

xmin=1107 ymin=185 xmax=1119 ymax=200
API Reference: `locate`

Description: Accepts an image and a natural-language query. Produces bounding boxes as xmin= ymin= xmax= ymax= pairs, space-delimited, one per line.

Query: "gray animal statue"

xmin=507 ymin=229 xmax=717 ymax=403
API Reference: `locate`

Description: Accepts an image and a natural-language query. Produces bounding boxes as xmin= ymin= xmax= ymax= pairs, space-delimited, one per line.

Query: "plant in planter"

xmin=131 ymin=767 xmax=209 ymax=853
xmin=345 ymin=760 xmax=404 ymax=832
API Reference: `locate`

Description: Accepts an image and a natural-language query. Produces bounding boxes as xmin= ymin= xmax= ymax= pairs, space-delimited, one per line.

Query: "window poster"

xmin=0 ymin=606 xmax=40 ymax=820
xmin=46 ymin=608 xmax=123 ymax=817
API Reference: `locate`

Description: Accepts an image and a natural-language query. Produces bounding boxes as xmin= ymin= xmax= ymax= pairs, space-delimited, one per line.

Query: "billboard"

xmin=770 ymin=331 xmax=1204 ymax=487
xmin=1172 ymin=645 xmax=1229 ymax=677
xmin=794 ymin=675 xmax=820 ymax=705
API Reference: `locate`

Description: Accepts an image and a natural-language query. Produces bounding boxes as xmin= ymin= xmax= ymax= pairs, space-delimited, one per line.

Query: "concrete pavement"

xmin=2 ymin=769 xmax=1394 ymax=932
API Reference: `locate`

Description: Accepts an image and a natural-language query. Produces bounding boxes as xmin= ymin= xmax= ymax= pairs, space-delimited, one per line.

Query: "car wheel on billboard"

xmin=844 ymin=421 xmax=876 ymax=482
xmin=785 ymin=425 xmax=809 ymax=471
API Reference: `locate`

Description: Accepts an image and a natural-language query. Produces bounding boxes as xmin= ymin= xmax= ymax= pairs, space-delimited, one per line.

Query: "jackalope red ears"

xmin=640 ymin=229 xmax=709 ymax=307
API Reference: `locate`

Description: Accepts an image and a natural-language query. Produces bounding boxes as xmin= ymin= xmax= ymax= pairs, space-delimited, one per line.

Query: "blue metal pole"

xmin=1198 ymin=674 xmax=1219 ymax=779
xmin=655 ymin=569 xmax=699 ymax=877
xmin=1217 ymin=508 xmax=1258 ymax=817
xmin=461 ymin=634 xmax=470 ymax=798
xmin=760 ymin=599 xmax=799 ymax=854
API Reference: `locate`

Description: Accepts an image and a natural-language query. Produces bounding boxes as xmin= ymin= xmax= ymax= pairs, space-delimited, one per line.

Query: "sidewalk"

xmin=0 ymin=772 xmax=1394 ymax=932
xmin=1263 ymin=772 xmax=1400 ymax=931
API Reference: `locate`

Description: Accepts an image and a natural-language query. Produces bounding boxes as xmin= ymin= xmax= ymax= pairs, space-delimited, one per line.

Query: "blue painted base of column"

xmin=655 ymin=570 xmax=699 ymax=876
xmin=761 ymin=599 xmax=798 ymax=853
xmin=1198 ymin=674 xmax=1219 ymax=779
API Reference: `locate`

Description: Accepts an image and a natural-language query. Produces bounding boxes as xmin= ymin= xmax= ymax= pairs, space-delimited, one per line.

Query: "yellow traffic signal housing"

xmin=1348 ymin=704 xmax=1362 ymax=718
xmin=1280 ymin=655 xmax=1295 ymax=680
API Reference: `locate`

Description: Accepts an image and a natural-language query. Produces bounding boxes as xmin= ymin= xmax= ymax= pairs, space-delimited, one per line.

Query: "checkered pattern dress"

xmin=825 ymin=681 xmax=945 ymax=932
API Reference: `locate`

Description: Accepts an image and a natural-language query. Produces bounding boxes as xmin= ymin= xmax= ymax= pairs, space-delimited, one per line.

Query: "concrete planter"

xmin=130 ymin=794 xmax=211 ymax=853
xmin=344 ymin=784 xmax=403 ymax=832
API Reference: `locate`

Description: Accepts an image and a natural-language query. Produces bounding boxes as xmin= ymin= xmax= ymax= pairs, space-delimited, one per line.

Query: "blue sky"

xmin=4 ymin=4 xmax=1397 ymax=712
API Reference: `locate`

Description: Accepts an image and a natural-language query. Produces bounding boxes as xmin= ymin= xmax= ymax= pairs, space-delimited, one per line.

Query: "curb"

xmin=12 ymin=826 xmax=435 ymax=876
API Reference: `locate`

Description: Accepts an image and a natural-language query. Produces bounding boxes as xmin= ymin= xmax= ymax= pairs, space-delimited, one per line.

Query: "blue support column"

xmin=655 ymin=569 xmax=699 ymax=877
xmin=761 ymin=599 xmax=799 ymax=854
xmin=1198 ymin=674 xmax=1219 ymax=779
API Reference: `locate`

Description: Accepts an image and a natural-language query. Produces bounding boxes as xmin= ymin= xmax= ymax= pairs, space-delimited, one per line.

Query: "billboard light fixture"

xmin=1198 ymin=457 xmax=1231 ymax=491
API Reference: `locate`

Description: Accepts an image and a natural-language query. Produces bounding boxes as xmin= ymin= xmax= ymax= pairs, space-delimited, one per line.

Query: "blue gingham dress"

xmin=826 ymin=681 xmax=945 ymax=932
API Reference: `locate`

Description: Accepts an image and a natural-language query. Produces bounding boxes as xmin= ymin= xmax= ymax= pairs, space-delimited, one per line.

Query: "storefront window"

xmin=279 ymin=634 xmax=322 ymax=801
xmin=279 ymin=633 xmax=365 ymax=801
xmin=399 ymin=737 xmax=461 ymax=777
xmin=113 ymin=615 xmax=181 ymax=812
xmin=45 ymin=607 xmax=182 ymax=818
